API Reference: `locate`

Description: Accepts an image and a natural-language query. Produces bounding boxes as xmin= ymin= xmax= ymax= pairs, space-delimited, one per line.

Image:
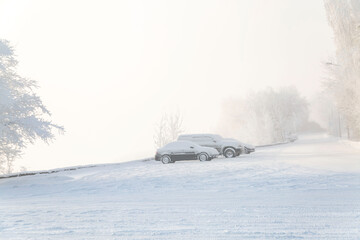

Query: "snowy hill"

xmin=1 ymin=134 xmax=360 ymax=239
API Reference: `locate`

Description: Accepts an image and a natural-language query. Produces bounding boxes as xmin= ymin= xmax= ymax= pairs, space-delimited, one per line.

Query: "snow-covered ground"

xmin=1 ymin=134 xmax=359 ymax=239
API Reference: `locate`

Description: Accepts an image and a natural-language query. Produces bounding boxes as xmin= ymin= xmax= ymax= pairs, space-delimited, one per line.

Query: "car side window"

xmin=166 ymin=142 xmax=178 ymax=150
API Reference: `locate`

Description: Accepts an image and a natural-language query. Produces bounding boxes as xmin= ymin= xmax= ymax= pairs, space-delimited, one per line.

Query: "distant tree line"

xmin=217 ymin=87 xmax=309 ymax=146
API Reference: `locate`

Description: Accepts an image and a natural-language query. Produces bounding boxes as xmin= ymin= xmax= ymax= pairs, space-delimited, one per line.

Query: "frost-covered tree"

xmin=153 ymin=112 xmax=183 ymax=149
xmin=167 ymin=112 xmax=183 ymax=142
xmin=153 ymin=114 xmax=169 ymax=149
xmin=324 ymin=0 xmax=360 ymax=139
xmin=0 ymin=39 xmax=64 ymax=173
xmin=217 ymin=87 xmax=308 ymax=145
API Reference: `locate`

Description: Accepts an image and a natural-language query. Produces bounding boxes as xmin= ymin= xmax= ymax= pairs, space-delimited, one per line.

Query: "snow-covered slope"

xmin=1 ymin=134 xmax=359 ymax=239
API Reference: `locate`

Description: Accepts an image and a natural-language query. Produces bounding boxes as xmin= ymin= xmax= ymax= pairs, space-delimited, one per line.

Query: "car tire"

xmin=198 ymin=153 xmax=209 ymax=162
xmin=161 ymin=155 xmax=172 ymax=164
xmin=224 ymin=148 xmax=236 ymax=158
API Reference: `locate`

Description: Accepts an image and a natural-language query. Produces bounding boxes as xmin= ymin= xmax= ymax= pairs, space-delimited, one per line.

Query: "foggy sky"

xmin=0 ymin=0 xmax=335 ymax=170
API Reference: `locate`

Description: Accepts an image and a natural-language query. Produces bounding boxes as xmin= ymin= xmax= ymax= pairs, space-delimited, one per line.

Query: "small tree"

xmin=153 ymin=114 xmax=169 ymax=149
xmin=0 ymin=39 xmax=64 ymax=173
xmin=153 ymin=112 xmax=183 ymax=149
xmin=168 ymin=112 xmax=183 ymax=142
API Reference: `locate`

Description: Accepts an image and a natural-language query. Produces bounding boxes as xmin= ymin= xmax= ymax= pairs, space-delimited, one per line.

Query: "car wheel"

xmin=224 ymin=148 xmax=235 ymax=158
xmin=198 ymin=153 xmax=208 ymax=162
xmin=161 ymin=155 xmax=172 ymax=164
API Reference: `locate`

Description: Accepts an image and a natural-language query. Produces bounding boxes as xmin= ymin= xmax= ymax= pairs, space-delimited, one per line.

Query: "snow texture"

xmin=0 ymin=134 xmax=359 ymax=239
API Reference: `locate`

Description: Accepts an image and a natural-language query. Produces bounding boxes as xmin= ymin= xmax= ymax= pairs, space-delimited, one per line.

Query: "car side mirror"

xmin=190 ymin=146 xmax=194 ymax=149
xmin=213 ymin=140 xmax=217 ymax=143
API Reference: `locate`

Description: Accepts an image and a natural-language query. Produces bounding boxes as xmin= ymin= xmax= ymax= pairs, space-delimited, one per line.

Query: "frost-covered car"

xmin=155 ymin=141 xmax=219 ymax=164
xmin=226 ymin=139 xmax=255 ymax=154
xmin=178 ymin=134 xmax=255 ymax=158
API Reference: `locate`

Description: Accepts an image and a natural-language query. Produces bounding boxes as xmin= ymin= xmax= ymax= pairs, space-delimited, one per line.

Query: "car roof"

xmin=178 ymin=134 xmax=222 ymax=138
xmin=163 ymin=140 xmax=200 ymax=148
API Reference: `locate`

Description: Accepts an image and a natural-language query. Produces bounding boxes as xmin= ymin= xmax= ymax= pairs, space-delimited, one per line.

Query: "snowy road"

xmin=1 ymin=134 xmax=360 ymax=239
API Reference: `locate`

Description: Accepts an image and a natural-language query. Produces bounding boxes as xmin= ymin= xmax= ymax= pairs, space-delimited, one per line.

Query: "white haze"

xmin=0 ymin=0 xmax=335 ymax=171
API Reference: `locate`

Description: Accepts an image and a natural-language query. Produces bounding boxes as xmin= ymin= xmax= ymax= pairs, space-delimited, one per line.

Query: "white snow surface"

xmin=1 ymin=134 xmax=360 ymax=239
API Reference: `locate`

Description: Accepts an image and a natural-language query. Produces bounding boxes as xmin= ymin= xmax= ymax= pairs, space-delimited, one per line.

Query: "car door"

xmin=170 ymin=145 xmax=185 ymax=161
xmin=167 ymin=142 xmax=194 ymax=161
xmin=182 ymin=144 xmax=198 ymax=160
xmin=206 ymin=136 xmax=222 ymax=152
xmin=197 ymin=136 xmax=217 ymax=149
